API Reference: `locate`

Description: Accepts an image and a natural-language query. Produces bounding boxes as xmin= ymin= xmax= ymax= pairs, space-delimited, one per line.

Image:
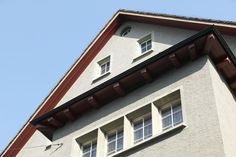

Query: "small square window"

xmin=140 ymin=39 xmax=152 ymax=53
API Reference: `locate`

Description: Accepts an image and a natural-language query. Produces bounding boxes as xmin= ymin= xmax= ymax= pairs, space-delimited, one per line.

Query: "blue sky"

xmin=1 ymin=0 xmax=236 ymax=153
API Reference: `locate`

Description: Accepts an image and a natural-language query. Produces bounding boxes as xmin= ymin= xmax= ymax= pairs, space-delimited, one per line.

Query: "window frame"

xmin=132 ymin=113 xmax=152 ymax=144
xmin=106 ymin=127 xmax=124 ymax=156
xmin=81 ymin=140 xmax=97 ymax=157
xmin=100 ymin=60 xmax=110 ymax=75
xmin=137 ymin=33 xmax=153 ymax=54
xmin=160 ymin=100 xmax=183 ymax=131
xmin=140 ymin=38 xmax=152 ymax=54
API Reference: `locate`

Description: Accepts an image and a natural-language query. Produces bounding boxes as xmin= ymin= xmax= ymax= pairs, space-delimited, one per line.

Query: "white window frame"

xmin=137 ymin=33 xmax=152 ymax=54
xmin=140 ymin=38 xmax=152 ymax=54
xmin=100 ymin=60 xmax=110 ymax=75
xmin=161 ymin=100 xmax=183 ymax=131
xmin=106 ymin=128 xmax=124 ymax=156
xmin=132 ymin=113 xmax=152 ymax=144
xmin=97 ymin=56 xmax=110 ymax=77
xmin=81 ymin=140 xmax=97 ymax=157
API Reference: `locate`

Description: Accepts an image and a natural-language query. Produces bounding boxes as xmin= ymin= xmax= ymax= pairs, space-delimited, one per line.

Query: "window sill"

xmin=132 ymin=49 xmax=153 ymax=63
xmin=92 ymin=72 xmax=111 ymax=84
xmin=112 ymin=123 xmax=187 ymax=157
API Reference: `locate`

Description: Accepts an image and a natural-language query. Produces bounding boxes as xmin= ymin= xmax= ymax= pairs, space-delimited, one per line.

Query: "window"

xmin=140 ymin=39 xmax=152 ymax=53
xmin=161 ymin=102 xmax=183 ymax=130
xmin=133 ymin=115 xmax=152 ymax=143
xmin=98 ymin=56 xmax=110 ymax=76
xmin=82 ymin=141 xmax=97 ymax=157
xmin=100 ymin=61 xmax=110 ymax=75
xmin=120 ymin=26 xmax=131 ymax=37
xmin=107 ymin=129 xmax=123 ymax=155
xmin=138 ymin=34 xmax=152 ymax=54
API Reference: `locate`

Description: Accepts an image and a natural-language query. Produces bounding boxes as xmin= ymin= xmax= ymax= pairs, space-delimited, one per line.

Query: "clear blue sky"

xmin=0 ymin=0 xmax=236 ymax=153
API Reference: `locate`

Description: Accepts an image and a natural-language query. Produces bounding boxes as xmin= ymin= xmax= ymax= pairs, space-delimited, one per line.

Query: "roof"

xmin=2 ymin=10 xmax=236 ymax=157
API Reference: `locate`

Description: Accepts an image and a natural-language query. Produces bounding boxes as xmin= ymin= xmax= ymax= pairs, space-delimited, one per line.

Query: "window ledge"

xmin=132 ymin=49 xmax=153 ymax=63
xmin=112 ymin=123 xmax=187 ymax=157
xmin=92 ymin=72 xmax=111 ymax=84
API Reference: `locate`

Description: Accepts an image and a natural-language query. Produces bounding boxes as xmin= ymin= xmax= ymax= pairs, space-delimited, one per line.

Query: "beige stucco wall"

xmin=16 ymin=57 xmax=225 ymax=157
xmin=55 ymin=22 xmax=197 ymax=107
xmin=209 ymin=59 xmax=236 ymax=157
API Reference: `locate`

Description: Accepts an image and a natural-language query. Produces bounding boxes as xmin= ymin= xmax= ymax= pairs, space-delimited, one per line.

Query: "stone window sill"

xmin=112 ymin=123 xmax=187 ymax=157
xmin=132 ymin=49 xmax=153 ymax=63
xmin=92 ymin=72 xmax=111 ymax=84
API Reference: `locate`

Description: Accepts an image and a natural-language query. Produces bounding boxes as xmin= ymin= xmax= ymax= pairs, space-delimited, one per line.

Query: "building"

xmin=2 ymin=10 xmax=236 ymax=157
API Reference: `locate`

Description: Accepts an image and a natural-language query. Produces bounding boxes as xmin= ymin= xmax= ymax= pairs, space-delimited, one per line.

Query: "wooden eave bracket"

xmin=168 ymin=53 xmax=181 ymax=68
xmin=47 ymin=117 xmax=64 ymax=128
xmin=63 ymin=108 xmax=76 ymax=121
xmin=188 ymin=44 xmax=198 ymax=60
xmin=113 ymin=82 xmax=126 ymax=96
xmin=87 ymin=96 xmax=100 ymax=108
xmin=140 ymin=68 xmax=153 ymax=83
xmin=204 ymin=34 xmax=216 ymax=54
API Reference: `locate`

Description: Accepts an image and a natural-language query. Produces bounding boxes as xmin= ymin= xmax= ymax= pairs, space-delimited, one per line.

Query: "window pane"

xmin=144 ymin=117 xmax=152 ymax=126
xmin=92 ymin=143 xmax=96 ymax=150
xmin=83 ymin=145 xmax=91 ymax=154
xmin=162 ymin=108 xmax=171 ymax=117
xmin=141 ymin=42 xmax=146 ymax=48
xmin=117 ymin=131 xmax=123 ymax=138
xmin=144 ymin=124 xmax=152 ymax=138
xmin=173 ymin=104 xmax=181 ymax=113
xmin=147 ymin=40 xmax=152 ymax=50
xmin=101 ymin=65 xmax=106 ymax=74
xmin=117 ymin=137 xmax=123 ymax=151
xmin=173 ymin=111 xmax=183 ymax=125
xmin=91 ymin=149 xmax=96 ymax=157
xmin=107 ymin=141 xmax=116 ymax=153
xmin=106 ymin=62 xmax=110 ymax=72
xmin=134 ymin=129 xmax=143 ymax=143
xmin=162 ymin=115 xmax=172 ymax=129
xmin=108 ymin=133 xmax=116 ymax=142
xmin=134 ymin=121 xmax=143 ymax=130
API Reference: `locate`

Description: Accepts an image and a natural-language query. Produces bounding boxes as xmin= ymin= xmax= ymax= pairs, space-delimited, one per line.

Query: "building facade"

xmin=2 ymin=10 xmax=236 ymax=157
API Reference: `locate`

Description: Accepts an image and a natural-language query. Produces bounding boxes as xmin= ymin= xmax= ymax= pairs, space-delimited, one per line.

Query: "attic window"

xmin=98 ymin=56 xmax=111 ymax=76
xmin=138 ymin=34 xmax=152 ymax=54
xmin=120 ymin=26 xmax=131 ymax=36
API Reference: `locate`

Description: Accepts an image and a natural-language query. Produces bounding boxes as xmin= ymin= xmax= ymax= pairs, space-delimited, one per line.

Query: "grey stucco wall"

xmin=209 ymin=59 xmax=236 ymax=157
xmin=17 ymin=57 xmax=223 ymax=157
xmin=55 ymin=22 xmax=197 ymax=107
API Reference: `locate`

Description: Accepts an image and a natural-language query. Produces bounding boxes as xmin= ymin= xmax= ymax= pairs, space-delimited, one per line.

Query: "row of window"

xmin=78 ymin=93 xmax=183 ymax=157
xmin=98 ymin=33 xmax=152 ymax=76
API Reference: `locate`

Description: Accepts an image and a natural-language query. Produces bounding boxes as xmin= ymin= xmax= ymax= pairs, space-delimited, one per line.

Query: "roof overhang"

xmin=31 ymin=26 xmax=236 ymax=139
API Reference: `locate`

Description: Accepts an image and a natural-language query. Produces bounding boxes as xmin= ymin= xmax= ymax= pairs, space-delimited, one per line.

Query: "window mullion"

xmin=142 ymin=118 xmax=144 ymax=141
xmin=171 ymin=105 xmax=174 ymax=127
xmin=115 ymin=130 xmax=117 ymax=153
